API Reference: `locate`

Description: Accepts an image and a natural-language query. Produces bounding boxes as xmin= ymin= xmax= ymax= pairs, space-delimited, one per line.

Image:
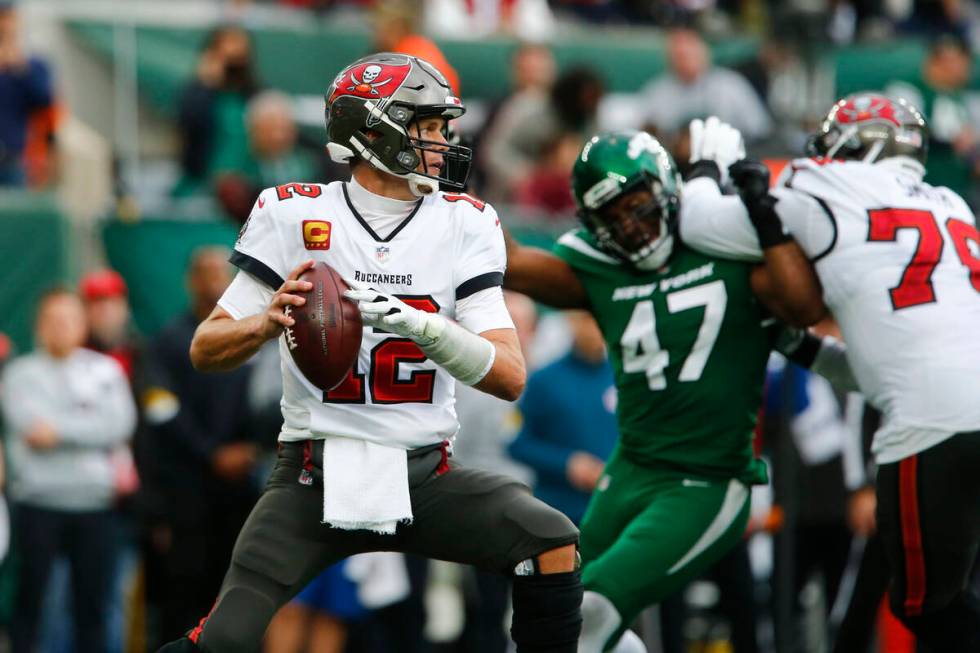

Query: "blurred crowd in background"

xmin=1 ymin=0 xmax=979 ymax=651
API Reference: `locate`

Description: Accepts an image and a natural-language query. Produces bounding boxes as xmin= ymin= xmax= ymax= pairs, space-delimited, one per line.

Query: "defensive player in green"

xmin=504 ymin=125 xmax=824 ymax=652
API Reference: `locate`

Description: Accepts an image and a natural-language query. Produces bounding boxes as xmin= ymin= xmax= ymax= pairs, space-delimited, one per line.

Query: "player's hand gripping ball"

xmin=284 ymin=262 xmax=363 ymax=391
xmin=343 ymin=281 xmax=443 ymax=345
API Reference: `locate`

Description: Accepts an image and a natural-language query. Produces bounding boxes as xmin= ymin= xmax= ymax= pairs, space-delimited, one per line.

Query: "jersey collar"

xmin=342 ymin=182 xmax=424 ymax=242
xmin=876 ymin=156 xmax=925 ymax=182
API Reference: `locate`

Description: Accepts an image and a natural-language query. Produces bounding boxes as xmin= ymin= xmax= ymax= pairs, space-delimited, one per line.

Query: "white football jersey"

xmin=680 ymin=158 xmax=980 ymax=464
xmin=220 ymin=181 xmax=511 ymax=450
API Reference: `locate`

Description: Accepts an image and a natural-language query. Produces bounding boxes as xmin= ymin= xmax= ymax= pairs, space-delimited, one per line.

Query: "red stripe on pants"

xmin=188 ymin=601 xmax=217 ymax=644
xmin=899 ymin=455 xmax=925 ymax=616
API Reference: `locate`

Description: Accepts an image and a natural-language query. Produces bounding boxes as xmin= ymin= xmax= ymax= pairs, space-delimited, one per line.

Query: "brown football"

xmin=283 ymin=262 xmax=362 ymax=391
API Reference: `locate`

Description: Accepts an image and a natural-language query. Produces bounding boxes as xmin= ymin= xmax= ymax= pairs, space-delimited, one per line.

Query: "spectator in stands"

xmin=0 ymin=0 xmax=53 ymax=186
xmin=81 ymin=269 xmax=142 ymax=383
xmin=453 ymin=291 xmax=536 ymax=653
xmin=266 ymin=553 xmax=411 ymax=653
xmin=79 ymin=268 xmax=144 ymax=653
xmin=482 ymin=65 xmax=602 ymax=204
xmin=901 ymin=0 xmax=972 ymax=38
xmin=265 ymin=561 xmax=367 ymax=653
xmin=514 ymin=132 xmax=581 ymax=216
xmin=141 ymin=247 xmax=261 ymax=647
xmin=886 ymin=34 xmax=980 ymax=205
xmin=509 ymin=310 xmax=616 ymax=525
xmin=373 ymin=0 xmax=459 ymax=94
xmin=478 ymin=43 xmax=557 ymax=201
xmin=640 ymin=28 xmax=771 ymax=143
xmin=2 ymin=288 xmax=136 ymax=653
xmin=175 ymin=26 xmax=259 ymax=196
xmin=214 ymin=91 xmax=317 ymax=223
xmin=765 ymin=359 xmax=857 ymax=651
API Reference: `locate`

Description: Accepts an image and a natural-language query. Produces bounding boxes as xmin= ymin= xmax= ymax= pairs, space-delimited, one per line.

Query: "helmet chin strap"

xmin=345 ymin=137 xmax=437 ymax=197
xmin=407 ymin=173 xmax=438 ymax=197
xmin=634 ymin=232 xmax=674 ymax=271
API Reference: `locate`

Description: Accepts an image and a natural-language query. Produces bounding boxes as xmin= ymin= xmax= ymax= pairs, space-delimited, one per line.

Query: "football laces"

xmin=283 ymin=305 xmax=298 ymax=350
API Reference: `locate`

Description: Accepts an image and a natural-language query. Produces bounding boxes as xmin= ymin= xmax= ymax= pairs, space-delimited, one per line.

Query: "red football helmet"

xmin=325 ymin=53 xmax=471 ymax=196
xmin=807 ymin=92 xmax=928 ymax=165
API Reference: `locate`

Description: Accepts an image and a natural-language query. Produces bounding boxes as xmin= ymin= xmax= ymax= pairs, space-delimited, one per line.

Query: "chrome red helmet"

xmin=807 ymin=92 xmax=928 ymax=165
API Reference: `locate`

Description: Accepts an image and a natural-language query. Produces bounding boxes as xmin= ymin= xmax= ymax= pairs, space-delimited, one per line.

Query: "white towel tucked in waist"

xmin=321 ymin=436 xmax=412 ymax=535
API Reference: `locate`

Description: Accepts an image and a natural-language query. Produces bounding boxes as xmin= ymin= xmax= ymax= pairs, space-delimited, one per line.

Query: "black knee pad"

xmin=155 ymin=638 xmax=203 ymax=653
xmin=510 ymin=571 xmax=583 ymax=653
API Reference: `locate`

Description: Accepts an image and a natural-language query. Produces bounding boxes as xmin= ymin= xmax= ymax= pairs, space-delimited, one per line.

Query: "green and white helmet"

xmin=572 ymin=131 xmax=682 ymax=270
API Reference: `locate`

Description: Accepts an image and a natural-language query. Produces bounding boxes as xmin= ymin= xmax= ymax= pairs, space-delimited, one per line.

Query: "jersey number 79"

xmin=867 ymin=209 xmax=980 ymax=310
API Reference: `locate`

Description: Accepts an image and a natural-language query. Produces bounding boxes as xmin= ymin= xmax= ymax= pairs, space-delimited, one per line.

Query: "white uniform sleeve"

xmin=680 ymin=172 xmax=838 ymax=263
xmin=453 ymin=200 xmax=507 ymax=303
xmin=231 ymin=188 xmax=290 ymax=291
xmin=770 ymin=186 xmax=838 ymax=261
xmin=218 ymin=270 xmax=275 ymax=320
xmin=455 ymin=286 xmax=515 ymax=335
xmin=679 ymin=177 xmax=764 ymax=261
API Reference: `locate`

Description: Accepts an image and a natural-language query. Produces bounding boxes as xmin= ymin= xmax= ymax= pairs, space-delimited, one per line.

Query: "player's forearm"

xmin=778 ymin=329 xmax=860 ymax=393
xmin=190 ymin=313 xmax=270 ymax=372
xmin=472 ymin=335 xmax=526 ymax=402
xmin=417 ymin=323 xmax=525 ymax=401
xmin=502 ymin=229 xmax=587 ymax=309
xmin=758 ymin=242 xmax=827 ymax=327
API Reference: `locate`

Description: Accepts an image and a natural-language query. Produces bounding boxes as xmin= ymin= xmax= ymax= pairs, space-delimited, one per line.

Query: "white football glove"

xmin=688 ymin=116 xmax=746 ymax=182
xmin=344 ymin=280 xmax=445 ymax=344
xmin=343 ymin=279 xmax=495 ymax=385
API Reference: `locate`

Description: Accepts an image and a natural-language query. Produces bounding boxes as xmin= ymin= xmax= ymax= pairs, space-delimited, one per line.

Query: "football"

xmin=283 ymin=262 xmax=362 ymax=391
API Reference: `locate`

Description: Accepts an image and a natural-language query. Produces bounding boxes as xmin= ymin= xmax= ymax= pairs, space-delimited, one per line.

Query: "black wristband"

xmin=685 ymin=160 xmax=721 ymax=185
xmin=786 ymin=332 xmax=822 ymax=369
xmin=745 ymin=194 xmax=792 ymax=248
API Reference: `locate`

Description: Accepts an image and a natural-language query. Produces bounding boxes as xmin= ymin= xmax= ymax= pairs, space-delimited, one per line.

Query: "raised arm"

xmin=502 ymin=229 xmax=589 ymax=310
xmin=729 ymin=160 xmax=827 ymax=326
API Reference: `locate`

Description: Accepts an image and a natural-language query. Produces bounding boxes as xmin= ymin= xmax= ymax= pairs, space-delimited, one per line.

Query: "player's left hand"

xmin=344 ymin=281 xmax=442 ymax=343
xmin=689 ymin=116 xmax=745 ymax=182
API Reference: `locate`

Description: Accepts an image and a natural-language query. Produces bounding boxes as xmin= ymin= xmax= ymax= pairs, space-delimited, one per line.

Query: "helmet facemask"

xmin=582 ymin=175 xmax=679 ymax=271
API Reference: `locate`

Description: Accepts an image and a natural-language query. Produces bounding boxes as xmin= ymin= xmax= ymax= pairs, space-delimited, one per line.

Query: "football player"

xmin=156 ymin=53 xmax=582 ymax=653
xmin=502 ymin=127 xmax=825 ymax=652
xmin=682 ymin=93 xmax=980 ymax=650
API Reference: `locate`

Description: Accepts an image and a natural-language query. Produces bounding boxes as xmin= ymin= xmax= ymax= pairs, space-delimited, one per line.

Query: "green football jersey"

xmin=554 ymin=229 xmax=770 ymax=483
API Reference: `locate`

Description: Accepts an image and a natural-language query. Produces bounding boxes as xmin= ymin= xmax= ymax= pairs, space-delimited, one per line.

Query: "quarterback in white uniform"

xmin=156 ymin=53 xmax=582 ymax=653
xmin=220 ymin=178 xmax=513 ymax=450
xmin=682 ymin=96 xmax=980 ymax=650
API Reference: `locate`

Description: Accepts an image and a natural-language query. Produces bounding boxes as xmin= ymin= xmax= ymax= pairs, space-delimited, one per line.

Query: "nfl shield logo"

xmin=375 ymin=246 xmax=391 ymax=263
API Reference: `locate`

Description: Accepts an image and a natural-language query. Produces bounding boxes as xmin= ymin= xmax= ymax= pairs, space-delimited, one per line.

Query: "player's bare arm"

xmin=729 ymin=160 xmax=826 ymax=326
xmin=190 ymin=260 xmax=314 ymax=371
xmin=749 ymin=247 xmax=825 ymax=326
xmin=684 ymin=118 xmax=826 ymax=326
xmin=472 ymin=327 xmax=526 ymax=401
xmin=502 ymin=228 xmax=589 ymax=309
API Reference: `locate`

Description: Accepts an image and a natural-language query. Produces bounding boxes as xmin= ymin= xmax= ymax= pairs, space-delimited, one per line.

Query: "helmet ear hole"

xmin=389 ymin=105 xmax=413 ymax=124
xmin=396 ymin=150 xmax=419 ymax=170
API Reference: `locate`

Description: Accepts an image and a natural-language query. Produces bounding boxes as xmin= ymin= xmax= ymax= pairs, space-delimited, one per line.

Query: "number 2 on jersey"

xmin=621 ymin=280 xmax=727 ymax=390
xmin=324 ymin=297 xmax=439 ymax=404
xmin=868 ymin=208 xmax=980 ymax=310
